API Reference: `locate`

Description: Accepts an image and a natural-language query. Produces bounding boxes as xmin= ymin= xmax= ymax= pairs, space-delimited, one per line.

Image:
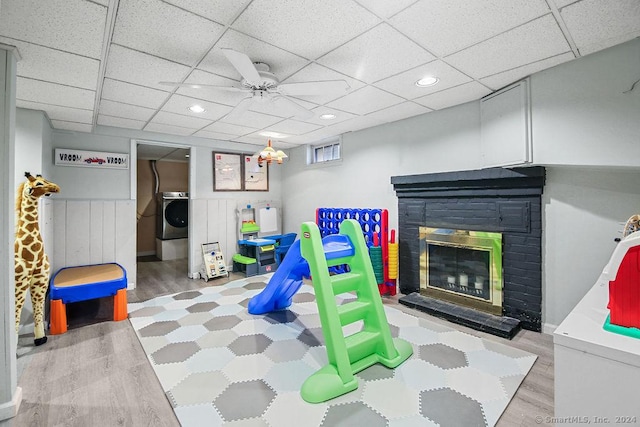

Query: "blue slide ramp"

xmin=248 ymin=240 xmax=310 ymax=315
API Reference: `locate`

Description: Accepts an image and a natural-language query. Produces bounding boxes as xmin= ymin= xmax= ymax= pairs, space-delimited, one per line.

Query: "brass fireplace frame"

xmin=419 ymin=227 xmax=503 ymax=315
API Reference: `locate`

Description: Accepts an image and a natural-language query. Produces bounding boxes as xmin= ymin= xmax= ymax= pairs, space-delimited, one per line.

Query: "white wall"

xmin=543 ymin=167 xmax=640 ymax=330
xmin=282 ymin=38 xmax=640 ymax=332
xmin=41 ymin=127 xmax=283 ymax=283
xmin=14 ymin=109 xmax=44 ymax=185
xmin=532 ymin=39 xmax=640 ymax=167
xmin=282 ymin=101 xmax=482 ymax=234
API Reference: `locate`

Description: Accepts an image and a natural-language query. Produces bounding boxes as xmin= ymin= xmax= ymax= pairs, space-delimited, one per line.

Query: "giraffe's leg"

xmin=14 ymin=259 xmax=30 ymax=335
xmin=29 ymin=260 xmax=50 ymax=346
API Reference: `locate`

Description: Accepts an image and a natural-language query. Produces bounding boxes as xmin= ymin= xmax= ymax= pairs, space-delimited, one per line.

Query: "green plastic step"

xmin=337 ymin=301 xmax=371 ymax=326
xmin=331 ymin=272 xmax=363 ymax=295
xmin=344 ymin=330 xmax=381 ymax=363
xmin=232 ymin=254 xmax=256 ymax=264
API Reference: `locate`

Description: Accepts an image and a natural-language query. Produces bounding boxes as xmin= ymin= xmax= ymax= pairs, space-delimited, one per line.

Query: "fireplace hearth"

xmin=391 ymin=167 xmax=545 ymax=336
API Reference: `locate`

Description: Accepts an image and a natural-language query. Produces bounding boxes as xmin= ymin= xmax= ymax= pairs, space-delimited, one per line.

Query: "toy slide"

xmin=248 ymin=240 xmax=309 ymax=315
xmin=248 ymin=235 xmax=357 ymax=315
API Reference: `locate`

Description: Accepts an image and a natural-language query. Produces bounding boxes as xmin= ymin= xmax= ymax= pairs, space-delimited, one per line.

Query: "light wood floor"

xmin=3 ymin=257 xmax=554 ymax=426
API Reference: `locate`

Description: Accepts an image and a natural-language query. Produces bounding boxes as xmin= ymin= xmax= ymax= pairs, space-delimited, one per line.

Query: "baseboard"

xmin=542 ymin=323 xmax=558 ymax=335
xmin=136 ymin=251 xmax=156 ymax=257
xmin=0 ymin=386 xmax=22 ymax=421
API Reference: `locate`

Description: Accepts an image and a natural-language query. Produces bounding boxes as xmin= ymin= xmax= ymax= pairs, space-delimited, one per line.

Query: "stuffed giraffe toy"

xmin=15 ymin=172 xmax=60 ymax=346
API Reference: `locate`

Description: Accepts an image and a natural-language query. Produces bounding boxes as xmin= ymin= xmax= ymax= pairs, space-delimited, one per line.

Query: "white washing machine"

xmin=157 ymin=192 xmax=189 ymax=240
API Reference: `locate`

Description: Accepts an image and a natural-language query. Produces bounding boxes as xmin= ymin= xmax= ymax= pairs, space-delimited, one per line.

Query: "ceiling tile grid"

xmin=0 ymin=0 xmax=638 ymax=146
xmin=112 ymin=0 xmax=226 ymax=66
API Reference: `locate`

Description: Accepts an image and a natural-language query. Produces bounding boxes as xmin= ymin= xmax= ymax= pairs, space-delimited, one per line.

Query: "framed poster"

xmin=213 ymin=152 xmax=242 ymax=191
xmin=243 ymin=154 xmax=269 ymax=191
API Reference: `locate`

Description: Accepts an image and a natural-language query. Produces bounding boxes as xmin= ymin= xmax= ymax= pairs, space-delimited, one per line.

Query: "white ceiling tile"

xmin=445 ymin=15 xmax=571 ymax=79
xmin=231 ymin=135 xmax=271 ymax=146
xmin=150 ymin=111 xmax=211 ymax=129
xmin=231 ymin=0 xmax=380 ymax=59
xmin=280 ymin=63 xmax=366 ymax=105
xmin=220 ymin=110 xmax=283 ymax=128
xmin=113 ymin=0 xmax=225 ymax=66
xmin=0 ymin=0 xmax=107 ymax=58
xmin=390 ymin=0 xmax=550 ymax=56
xmin=16 ymin=77 xmax=95 ymax=109
xmin=192 ymin=129 xmax=237 ymax=141
xmin=99 ymin=99 xmax=156 ymax=122
xmin=326 ymin=85 xmax=404 ymax=115
xmin=560 ymin=0 xmax=640 ymax=55
xmin=202 ymin=121 xmax=256 ymax=136
xmin=144 ymin=122 xmax=195 ymax=136
xmin=318 ymin=23 xmax=435 ymax=84
xmin=101 ymin=78 xmax=169 ymax=109
xmin=0 ymin=37 xmax=99 ymax=90
xmin=306 ymin=107 xmax=357 ymax=126
xmin=249 ymin=96 xmax=318 ymax=119
xmin=263 ymin=119 xmax=322 ymax=136
xmin=374 ymin=60 xmax=473 ymax=100
xmin=323 ymin=115 xmax=384 ymax=135
xmin=98 ymin=114 xmax=146 ymax=130
xmin=178 ymin=69 xmax=247 ymax=107
xmin=354 ymin=0 xmax=419 ymax=19
xmin=199 ymin=30 xmax=308 ymax=82
xmin=364 ymin=101 xmax=431 ymax=124
xmin=555 ymin=0 xmax=581 ymax=8
xmin=413 ymin=81 xmax=491 ymax=110
xmin=17 ymin=100 xmax=93 ymax=124
xmin=105 ymin=45 xmax=191 ymax=91
xmin=163 ymin=0 xmax=252 ymax=25
xmin=480 ymin=52 xmax=575 ymax=90
xmin=162 ymin=94 xmax=232 ymax=121
xmin=50 ymin=120 xmax=93 ymax=133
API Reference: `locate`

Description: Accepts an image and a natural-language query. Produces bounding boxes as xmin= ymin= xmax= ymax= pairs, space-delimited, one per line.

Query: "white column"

xmin=0 ymin=44 xmax=21 ymax=421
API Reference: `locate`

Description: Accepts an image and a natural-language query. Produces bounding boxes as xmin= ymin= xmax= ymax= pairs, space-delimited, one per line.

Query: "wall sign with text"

xmin=54 ymin=148 xmax=129 ymax=169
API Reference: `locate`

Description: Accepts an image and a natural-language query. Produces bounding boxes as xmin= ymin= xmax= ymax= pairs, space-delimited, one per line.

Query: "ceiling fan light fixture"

xmin=256 ymin=139 xmax=288 ymax=166
xmin=415 ymin=76 xmax=439 ymax=87
xmin=320 ymin=113 xmax=336 ymax=120
xmin=188 ymin=104 xmax=206 ymax=113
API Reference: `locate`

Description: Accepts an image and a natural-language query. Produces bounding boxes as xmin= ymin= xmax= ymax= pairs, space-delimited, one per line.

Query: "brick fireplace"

xmin=391 ymin=167 xmax=545 ymax=338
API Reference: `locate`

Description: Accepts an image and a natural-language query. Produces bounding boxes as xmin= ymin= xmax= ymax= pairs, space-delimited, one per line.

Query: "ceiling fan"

xmin=161 ymin=48 xmax=351 ymax=120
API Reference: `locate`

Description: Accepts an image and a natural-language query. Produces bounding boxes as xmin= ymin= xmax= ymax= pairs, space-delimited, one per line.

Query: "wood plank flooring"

xmin=3 ymin=257 xmax=554 ymax=426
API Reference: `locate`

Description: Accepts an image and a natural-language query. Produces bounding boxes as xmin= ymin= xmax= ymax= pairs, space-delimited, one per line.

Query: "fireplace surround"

xmin=391 ymin=167 xmax=545 ymax=337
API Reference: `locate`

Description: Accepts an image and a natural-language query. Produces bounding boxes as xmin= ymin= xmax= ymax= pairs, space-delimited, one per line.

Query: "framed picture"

xmin=213 ymin=152 xmax=242 ymax=191
xmin=243 ymin=154 xmax=269 ymax=191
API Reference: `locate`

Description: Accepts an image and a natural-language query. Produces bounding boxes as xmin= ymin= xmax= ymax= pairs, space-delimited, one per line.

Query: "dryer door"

xmin=165 ymin=199 xmax=188 ymax=228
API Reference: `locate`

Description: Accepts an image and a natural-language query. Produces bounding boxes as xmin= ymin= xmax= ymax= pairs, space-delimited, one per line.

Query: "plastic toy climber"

xmin=300 ymin=220 xmax=412 ymax=402
xmin=316 ymin=207 xmax=397 ymax=295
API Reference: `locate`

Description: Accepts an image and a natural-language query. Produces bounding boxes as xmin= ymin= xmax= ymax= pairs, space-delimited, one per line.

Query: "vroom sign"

xmin=54 ymin=148 xmax=129 ymax=169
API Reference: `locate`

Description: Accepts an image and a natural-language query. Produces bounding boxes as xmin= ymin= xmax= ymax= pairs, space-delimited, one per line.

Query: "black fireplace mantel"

xmin=391 ymin=166 xmax=545 ymax=336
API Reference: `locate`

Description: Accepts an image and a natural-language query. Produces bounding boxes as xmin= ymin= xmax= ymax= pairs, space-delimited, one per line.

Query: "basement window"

xmin=308 ymin=136 xmax=341 ymax=165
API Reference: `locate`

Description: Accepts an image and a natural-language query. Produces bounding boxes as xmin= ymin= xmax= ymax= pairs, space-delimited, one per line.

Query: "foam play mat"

xmin=128 ymin=275 xmax=536 ymax=426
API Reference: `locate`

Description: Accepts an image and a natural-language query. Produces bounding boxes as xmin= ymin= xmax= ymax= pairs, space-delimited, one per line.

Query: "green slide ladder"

xmin=299 ymin=219 xmax=413 ymax=403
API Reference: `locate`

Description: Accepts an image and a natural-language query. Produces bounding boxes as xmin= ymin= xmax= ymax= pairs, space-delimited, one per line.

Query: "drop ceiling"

xmin=1 ymin=0 xmax=638 ymax=150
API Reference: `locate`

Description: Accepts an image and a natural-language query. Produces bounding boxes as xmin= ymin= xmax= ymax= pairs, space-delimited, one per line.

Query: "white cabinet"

xmin=480 ymin=79 xmax=532 ymax=167
xmin=554 ymin=281 xmax=640 ymax=424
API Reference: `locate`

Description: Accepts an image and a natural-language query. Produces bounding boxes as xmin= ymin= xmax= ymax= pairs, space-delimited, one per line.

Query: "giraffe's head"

xmin=23 ymin=172 xmax=60 ymax=199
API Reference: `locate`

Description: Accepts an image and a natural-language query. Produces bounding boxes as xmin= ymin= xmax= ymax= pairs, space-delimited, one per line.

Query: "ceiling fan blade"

xmin=272 ymin=95 xmax=314 ymax=120
xmin=221 ymin=48 xmax=261 ymax=85
xmin=278 ymin=80 xmax=351 ymax=96
xmin=225 ymin=96 xmax=254 ymax=121
xmin=159 ymin=82 xmax=246 ymax=92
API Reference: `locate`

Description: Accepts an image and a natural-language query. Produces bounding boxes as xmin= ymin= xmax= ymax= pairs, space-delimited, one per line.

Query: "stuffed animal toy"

xmin=623 ymin=214 xmax=640 ymax=238
xmin=15 ymin=172 xmax=60 ymax=345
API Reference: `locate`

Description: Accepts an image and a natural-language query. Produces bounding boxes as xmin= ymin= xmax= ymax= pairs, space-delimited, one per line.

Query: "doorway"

xmin=135 ymin=143 xmax=190 ymax=298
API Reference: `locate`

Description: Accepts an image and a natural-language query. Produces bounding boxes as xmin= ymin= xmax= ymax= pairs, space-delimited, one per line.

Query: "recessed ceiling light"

xmin=188 ymin=105 xmax=206 ymax=113
xmin=260 ymin=131 xmax=288 ymax=139
xmin=415 ymin=76 xmax=439 ymax=87
xmin=320 ymin=113 xmax=336 ymax=120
